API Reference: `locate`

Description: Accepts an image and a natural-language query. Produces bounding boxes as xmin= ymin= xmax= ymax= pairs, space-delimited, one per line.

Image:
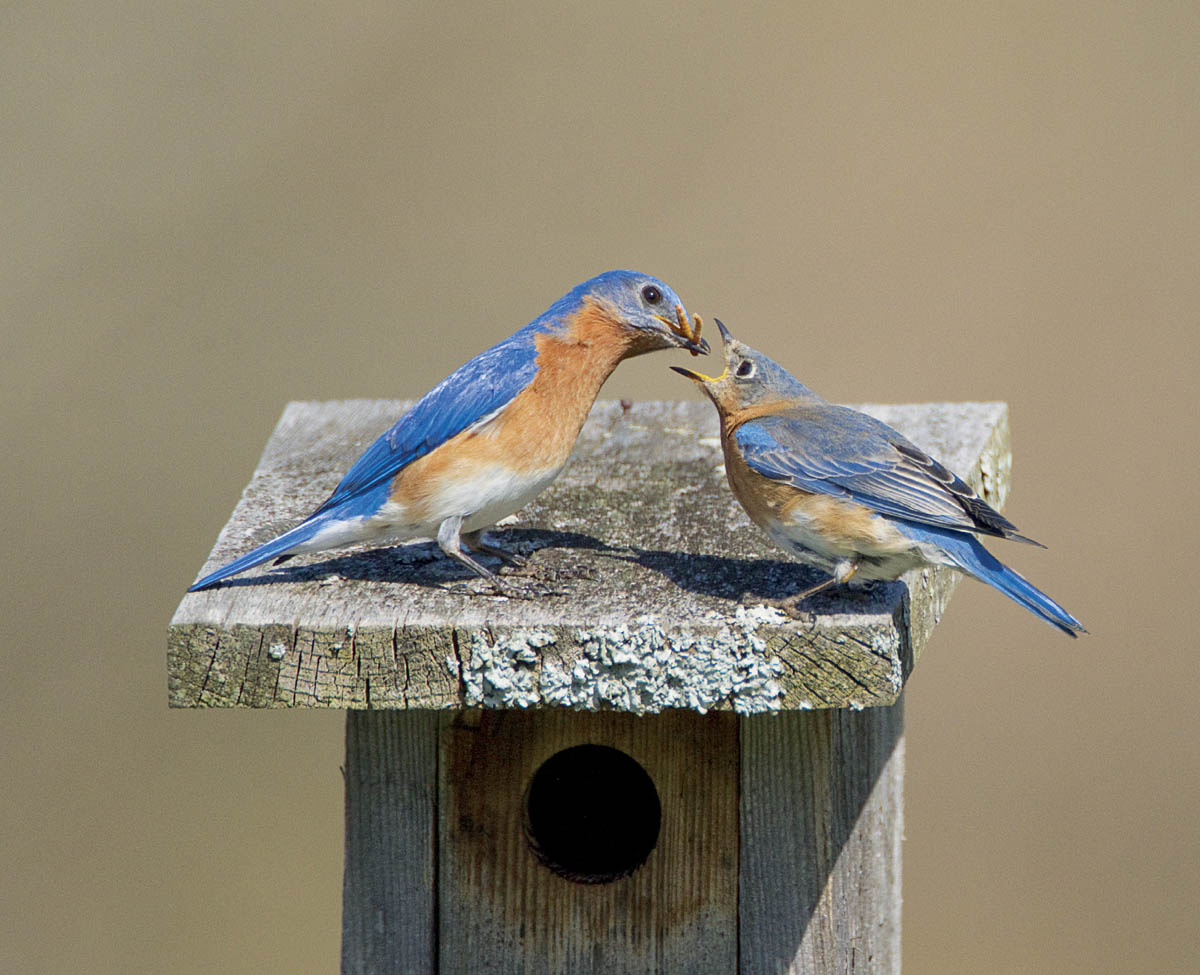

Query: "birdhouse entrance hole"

xmin=522 ymin=744 xmax=661 ymax=884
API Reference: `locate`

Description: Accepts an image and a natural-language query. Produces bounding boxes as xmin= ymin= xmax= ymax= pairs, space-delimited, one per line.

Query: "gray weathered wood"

xmin=169 ymin=399 xmax=1012 ymax=712
xmin=438 ymin=709 xmax=739 ymax=974
xmin=342 ymin=706 xmax=903 ymax=974
xmin=341 ymin=710 xmax=439 ymax=975
xmin=740 ymin=705 xmax=905 ymax=975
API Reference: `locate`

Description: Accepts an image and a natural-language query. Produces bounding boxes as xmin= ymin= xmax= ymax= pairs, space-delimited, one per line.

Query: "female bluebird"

xmin=672 ymin=320 xmax=1085 ymax=636
xmin=189 ymin=270 xmax=707 ymax=592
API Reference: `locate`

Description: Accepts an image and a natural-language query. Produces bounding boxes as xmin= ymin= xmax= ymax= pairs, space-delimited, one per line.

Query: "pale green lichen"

xmin=450 ymin=613 xmax=786 ymax=714
xmin=457 ymin=629 xmax=559 ymax=708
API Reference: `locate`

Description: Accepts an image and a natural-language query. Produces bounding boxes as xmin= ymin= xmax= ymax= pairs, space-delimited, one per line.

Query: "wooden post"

xmin=740 ymin=708 xmax=904 ymax=974
xmin=170 ymin=399 xmax=1014 ymax=973
xmin=341 ymin=710 xmax=439 ymax=974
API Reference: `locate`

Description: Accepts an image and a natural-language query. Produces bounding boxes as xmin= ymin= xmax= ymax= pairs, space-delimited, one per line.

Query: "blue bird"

xmin=672 ymin=320 xmax=1085 ymax=636
xmin=189 ymin=270 xmax=707 ymax=592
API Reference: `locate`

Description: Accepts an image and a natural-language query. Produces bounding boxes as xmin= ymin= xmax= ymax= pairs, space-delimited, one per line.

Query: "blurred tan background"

xmin=4 ymin=1 xmax=1197 ymax=972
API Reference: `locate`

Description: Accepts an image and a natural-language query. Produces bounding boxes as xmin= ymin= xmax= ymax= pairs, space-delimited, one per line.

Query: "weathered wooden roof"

xmin=170 ymin=399 xmax=1011 ymax=712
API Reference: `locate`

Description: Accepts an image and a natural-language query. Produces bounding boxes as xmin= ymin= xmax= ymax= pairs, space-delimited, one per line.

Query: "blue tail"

xmin=900 ymin=522 xmax=1085 ymax=636
xmin=188 ymin=517 xmax=329 ymax=592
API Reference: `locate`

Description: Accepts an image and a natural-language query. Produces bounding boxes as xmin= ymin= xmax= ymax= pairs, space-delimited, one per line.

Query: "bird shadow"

xmin=205 ymin=529 xmax=904 ymax=617
xmin=207 ymin=528 xmax=615 ymax=591
xmin=606 ymin=546 xmax=905 ymax=612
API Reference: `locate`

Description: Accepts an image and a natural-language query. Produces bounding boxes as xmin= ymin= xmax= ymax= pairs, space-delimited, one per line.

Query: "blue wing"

xmin=890 ymin=520 xmax=1084 ymax=635
xmin=734 ymin=406 xmax=1034 ymax=542
xmin=187 ymin=325 xmax=545 ymax=591
xmin=311 ymin=323 xmax=543 ymax=516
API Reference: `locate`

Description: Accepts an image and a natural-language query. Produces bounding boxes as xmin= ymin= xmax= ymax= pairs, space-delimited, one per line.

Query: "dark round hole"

xmin=523 ymin=744 xmax=661 ymax=884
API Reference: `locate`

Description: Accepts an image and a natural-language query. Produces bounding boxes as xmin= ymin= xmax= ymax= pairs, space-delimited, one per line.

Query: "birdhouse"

xmin=170 ymin=399 xmax=1014 ymax=974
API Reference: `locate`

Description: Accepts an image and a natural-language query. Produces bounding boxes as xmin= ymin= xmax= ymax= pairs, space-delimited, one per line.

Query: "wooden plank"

xmin=169 ymin=400 xmax=1012 ymax=711
xmin=739 ymin=704 xmax=905 ymax=974
xmin=438 ymin=710 xmax=739 ymax=974
xmin=341 ymin=710 xmax=439 ymax=975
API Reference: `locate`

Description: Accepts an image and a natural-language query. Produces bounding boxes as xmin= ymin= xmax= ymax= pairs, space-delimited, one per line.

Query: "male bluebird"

xmin=188 ymin=270 xmax=707 ymax=593
xmin=672 ymin=320 xmax=1085 ymax=636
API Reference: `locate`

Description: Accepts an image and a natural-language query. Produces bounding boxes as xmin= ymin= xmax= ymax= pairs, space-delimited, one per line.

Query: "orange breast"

xmin=390 ymin=299 xmax=636 ymax=517
xmin=722 ymin=439 xmax=802 ymax=530
xmin=721 ymin=424 xmax=899 ymax=550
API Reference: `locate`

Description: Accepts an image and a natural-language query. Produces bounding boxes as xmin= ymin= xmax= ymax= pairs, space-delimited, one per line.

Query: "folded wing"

xmin=734 ymin=405 xmax=1040 ymax=544
xmin=313 ymin=326 xmax=543 ymax=516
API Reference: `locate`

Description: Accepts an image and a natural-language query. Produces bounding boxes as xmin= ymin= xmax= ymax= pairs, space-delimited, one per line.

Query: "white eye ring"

xmin=735 ymin=360 xmax=755 ymax=378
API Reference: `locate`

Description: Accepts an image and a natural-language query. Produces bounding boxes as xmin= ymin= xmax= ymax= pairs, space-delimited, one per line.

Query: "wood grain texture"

xmin=439 ymin=709 xmax=739 ymax=974
xmin=739 ymin=704 xmax=905 ymax=975
xmin=169 ymin=400 xmax=1012 ymax=710
xmin=341 ymin=711 xmax=440 ymax=975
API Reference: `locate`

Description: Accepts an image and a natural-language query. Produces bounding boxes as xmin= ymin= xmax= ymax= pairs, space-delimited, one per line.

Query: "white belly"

xmin=371 ymin=461 xmax=565 ymax=540
xmin=294 ymin=461 xmax=565 ymax=555
xmin=766 ymin=510 xmax=940 ymax=581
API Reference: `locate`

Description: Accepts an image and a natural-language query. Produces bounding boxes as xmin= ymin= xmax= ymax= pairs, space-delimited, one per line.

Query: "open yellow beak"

xmin=670 ymin=317 xmax=734 ymax=383
xmin=670 ymin=364 xmax=728 ymax=383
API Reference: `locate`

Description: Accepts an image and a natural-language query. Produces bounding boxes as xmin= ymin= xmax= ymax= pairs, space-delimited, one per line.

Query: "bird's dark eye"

xmin=641 ymin=284 xmax=662 ymax=304
xmin=736 ymin=360 xmax=755 ymax=378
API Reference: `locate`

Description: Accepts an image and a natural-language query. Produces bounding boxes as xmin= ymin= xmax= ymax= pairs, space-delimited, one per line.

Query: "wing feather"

xmin=312 ymin=325 xmax=542 ymax=515
xmin=734 ymin=406 xmax=1038 ymax=543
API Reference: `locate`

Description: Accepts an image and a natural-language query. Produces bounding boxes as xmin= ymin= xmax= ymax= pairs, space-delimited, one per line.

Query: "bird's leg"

xmin=437 ymin=516 xmax=512 ymax=593
xmin=439 ymin=519 xmax=564 ymax=599
xmin=747 ymin=560 xmax=860 ymax=619
xmin=462 ymin=529 xmax=527 ymax=567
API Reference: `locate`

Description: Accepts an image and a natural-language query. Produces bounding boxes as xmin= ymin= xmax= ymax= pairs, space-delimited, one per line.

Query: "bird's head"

xmin=563 ymin=270 xmax=709 ymax=357
xmin=671 ymin=319 xmax=810 ymax=414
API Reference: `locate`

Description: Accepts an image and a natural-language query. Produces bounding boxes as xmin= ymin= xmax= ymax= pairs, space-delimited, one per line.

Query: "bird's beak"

xmin=670 ymin=317 xmax=733 ymax=383
xmin=670 ymin=363 xmax=727 ymax=383
xmin=655 ymin=305 xmax=710 ymax=356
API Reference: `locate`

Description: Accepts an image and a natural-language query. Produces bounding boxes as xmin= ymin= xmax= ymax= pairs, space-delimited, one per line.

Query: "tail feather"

xmin=187 ymin=518 xmax=326 ymax=592
xmin=941 ymin=532 xmax=1086 ymax=637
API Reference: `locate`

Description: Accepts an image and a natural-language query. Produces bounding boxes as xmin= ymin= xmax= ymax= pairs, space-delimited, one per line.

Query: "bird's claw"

xmin=740 ymin=591 xmax=817 ymax=624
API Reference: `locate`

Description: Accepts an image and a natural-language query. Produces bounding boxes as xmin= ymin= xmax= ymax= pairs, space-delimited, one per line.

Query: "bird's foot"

xmin=477 ymin=543 xmax=528 ymax=568
xmin=740 ymin=563 xmax=857 ymax=621
xmin=740 ymin=591 xmax=817 ymax=624
xmin=462 ymin=530 xmax=528 ymax=568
